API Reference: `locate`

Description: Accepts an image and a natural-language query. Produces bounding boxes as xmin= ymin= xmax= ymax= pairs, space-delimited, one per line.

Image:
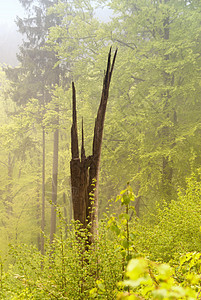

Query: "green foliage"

xmin=0 ymin=182 xmax=201 ymax=298
xmin=0 ymin=218 xmax=123 ymax=299
xmin=118 ymin=255 xmax=200 ymax=299
xmin=1 ymin=0 xmax=201 ymax=298
xmin=93 ymin=0 xmax=201 ymax=210
xmin=134 ymin=171 xmax=201 ymax=262
xmin=107 ymin=184 xmax=136 ymax=265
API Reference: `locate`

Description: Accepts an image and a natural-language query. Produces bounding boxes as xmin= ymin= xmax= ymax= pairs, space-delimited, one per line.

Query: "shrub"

xmin=134 ymin=171 xmax=201 ymax=262
xmin=118 ymin=253 xmax=201 ymax=299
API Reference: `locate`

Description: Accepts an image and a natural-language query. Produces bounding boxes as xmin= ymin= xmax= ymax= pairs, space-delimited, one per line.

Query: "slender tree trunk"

xmin=50 ymin=127 xmax=59 ymax=243
xmin=50 ymin=63 xmax=60 ymax=244
xmin=5 ymin=153 xmax=14 ymax=215
xmin=134 ymin=180 xmax=141 ymax=218
xmin=36 ymin=154 xmax=41 ymax=251
xmin=63 ymin=192 xmax=68 ymax=237
xmin=69 ymin=182 xmax=73 ymax=223
xmin=161 ymin=1 xmax=175 ymax=201
xmin=41 ymin=128 xmax=45 ymax=255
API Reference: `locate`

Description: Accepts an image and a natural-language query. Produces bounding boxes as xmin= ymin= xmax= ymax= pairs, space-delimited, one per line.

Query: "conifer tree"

xmin=5 ymin=0 xmax=64 ymax=251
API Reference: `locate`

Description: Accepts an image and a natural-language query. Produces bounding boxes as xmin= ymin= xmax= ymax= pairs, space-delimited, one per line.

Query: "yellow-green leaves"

xmin=126 ymin=258 xmax=148 ymax=281
xmin=119 ymin=257 xmax=198 ymax=299
xmin=117 ymin=185 xmax=135 ymax=206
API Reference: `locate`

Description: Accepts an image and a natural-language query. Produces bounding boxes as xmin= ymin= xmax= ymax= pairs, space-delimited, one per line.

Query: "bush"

xmin=1 ymin=176 xmax=201 ymax=299
xmin=134 ymin=171 xmax=201 ymax=262
xmin=1 ymin=218 xmax=123 ymax=299
xmin=118 ymin=253 xmax=201 ymax=299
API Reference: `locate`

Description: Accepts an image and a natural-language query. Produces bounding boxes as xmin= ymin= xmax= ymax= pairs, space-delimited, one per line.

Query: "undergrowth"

xmin=0 ymin=178 xmax=201 ymax=299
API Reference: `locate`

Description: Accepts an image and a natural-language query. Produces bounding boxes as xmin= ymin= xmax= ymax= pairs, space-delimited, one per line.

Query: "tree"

xmin=4 ymin=0 xmax=64 ymax=250
xmin=135 ymin=170 xmax=201 ymax=262
xmin=0 ymin=96 xmax=44 ymax=249
xmin=94 ymin=0 xmax=201 ymax=213
xmin=70 ymin=48 xmax=117 ymax=242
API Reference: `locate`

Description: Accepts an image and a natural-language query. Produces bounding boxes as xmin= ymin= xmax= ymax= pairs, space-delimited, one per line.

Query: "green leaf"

xmin=126 ymin=258 xmax=147 ymax=280
xmin=122 ymin=239 xmax=129 ymax=249
xmin=122 ymin=194 xmax=130 ymax=205
xmin=119 ymin=213 xmax=130 ymax=221
xmin=110 ymin=223 xmax=121 ymax=235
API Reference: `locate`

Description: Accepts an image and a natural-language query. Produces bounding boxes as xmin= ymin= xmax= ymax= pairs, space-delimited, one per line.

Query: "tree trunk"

xmin=5 ymin=153 xmax=14 ymax=215
xmin=161 ymin=1 xmax=175 ymax=201
xmin=134 ymin=179 xmax=141 ymax=218
xmin=63 ymin=192 xmax=68 ymax=238
xmin=41 ymin=128 xmax=45 ymax=255
xmin=70 ymin=48 xmax=117 ymax=243
xmin=50 ymin=127 xmax=59 ymax=243
xmin=50 ymin=64 xmax=60 ymax=244
xmin=36 ymin=154 xmax=41 ymax=251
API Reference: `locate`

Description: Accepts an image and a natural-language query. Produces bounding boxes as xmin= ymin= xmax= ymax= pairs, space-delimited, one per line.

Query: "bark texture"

xmin=70 ymin=48 xmax=117 ymax=242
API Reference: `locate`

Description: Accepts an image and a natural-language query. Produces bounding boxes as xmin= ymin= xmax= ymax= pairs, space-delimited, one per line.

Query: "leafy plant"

xmin=118 ymin=255 xmax=200 ymax=299
xmin=134 ymin=171 xmax=201 ymax=262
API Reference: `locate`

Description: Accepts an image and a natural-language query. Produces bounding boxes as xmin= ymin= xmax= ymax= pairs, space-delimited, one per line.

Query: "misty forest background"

xmin=0 ymin=0 xmax=201 ymax=299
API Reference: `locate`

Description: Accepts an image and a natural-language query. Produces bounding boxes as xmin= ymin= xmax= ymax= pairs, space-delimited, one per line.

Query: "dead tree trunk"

xmin=70 ymin=48 xmax=117 ymax=243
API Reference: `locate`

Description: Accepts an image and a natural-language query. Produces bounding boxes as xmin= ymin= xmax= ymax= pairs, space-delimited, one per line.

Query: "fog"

xmin=1 ymin=2 xmax=200 ymax=297
xmin=0 ymin=0 xmax=23 ymax=65
xmin=0 ymin=2 xmax=111 ymax=66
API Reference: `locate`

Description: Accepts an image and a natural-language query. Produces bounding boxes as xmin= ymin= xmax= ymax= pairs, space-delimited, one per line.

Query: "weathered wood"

xmin=70 ymin=82 xmax=86 ymax=227
xmin=70 ymin=48 xmax=117 ymax=242
xmin=88 ymin=48 xmax=117 ymax=240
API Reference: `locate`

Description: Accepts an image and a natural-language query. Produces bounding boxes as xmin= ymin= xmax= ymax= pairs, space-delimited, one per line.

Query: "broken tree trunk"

xmin=70 ymin=48 xmax=117 ymax=243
